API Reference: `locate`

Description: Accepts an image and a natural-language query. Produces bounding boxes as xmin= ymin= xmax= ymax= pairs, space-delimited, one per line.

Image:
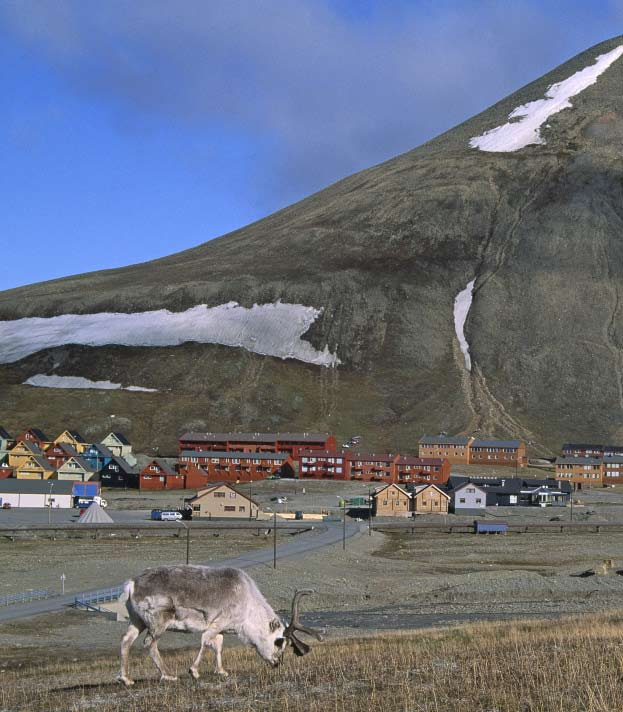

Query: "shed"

xmin=0 ymin=479 xmax=74 ymax=508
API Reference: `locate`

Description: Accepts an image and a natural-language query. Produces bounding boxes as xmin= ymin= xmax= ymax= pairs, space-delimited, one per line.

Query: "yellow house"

xmin=8 ymin=441 xmax=45 ymax=468
xmin=412 ymin=484 xmax=450 ymax=514
xmin=188 ymin=483 xmax=260 ymax=519
xmin=373 ymin=483 xmax=412 ymax=517
xmin=54 ymin=430 xmax=88 ymax=454
xmin=15 ymin=455 xmax=56 ymax=480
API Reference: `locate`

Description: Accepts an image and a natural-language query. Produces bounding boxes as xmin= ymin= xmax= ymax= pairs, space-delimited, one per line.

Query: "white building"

xmin=0 ymin=479 xmax=74 ymax=508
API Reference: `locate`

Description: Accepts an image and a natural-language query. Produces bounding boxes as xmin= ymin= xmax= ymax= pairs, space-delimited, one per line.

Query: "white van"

xmin=160 ymin=511 xmax=183 ymax=521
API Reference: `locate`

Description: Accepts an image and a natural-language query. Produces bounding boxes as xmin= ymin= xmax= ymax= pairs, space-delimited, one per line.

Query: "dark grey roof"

xmin=28 ymin=429 xmax=48 ymax=440
xmin=562 ymin=443 xmax=603 ymax=451
xmin=180 ymin=432 xmax=332 ymax=443
xmin=0 ymin=426 xmax=11 ymax=439
xmin=555 ymin=456 xmax=602 ymax=465
xmin=14 ymin=441 xmax=43 ymax=455
xmin=63 ymin=430 xmax=86 ymax=442
xmin=47 ymin=442 xmax=79 ymax=458
xmin=58 ymin=456 xmax=95 ymax=473
xmin=85 ymin=443 xmax=114 ymax=458
xmin=471 ymin=440 xmax=522 ymax=448
xmin=103 ymin=456 xmax=138 ymax=474
xmin=180 ymin=450 xmax=290 ymax=461
xmin=419 ymin=435 xmax=472 ymax=445
xmin=604 ymin=445 xmax=623 ymax=454
xmin=142 ymin=459 xmax=178 ymax=476
xmin=0 ymin=479 xmax=74 ymax=495
xmin=109 ymin=431 xmax=131 ymax=445
xmin=188 ymin=483 xmax=260 ymax=506
xmin=603 ymin=456 xmax=623 ymax=464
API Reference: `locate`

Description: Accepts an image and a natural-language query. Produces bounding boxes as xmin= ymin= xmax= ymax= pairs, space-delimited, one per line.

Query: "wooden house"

xmin=140 ymin=459 xmax=184 ymax=490
xmin=179 ymin=450 xmax=294 ymax=482
xmin=396 ymin=456 xmax=450 ymax=485
xmin=411 ymin=484 xmax=450 ymax=513
xmin=54 ymin=430 xmax=88 ymax=454
xmin=297 ymin=450 xmax=349 ymax=480
xmin=99 ymin=456 xmax=139 ymax=488
xmin=15 ymin=455 xmax=56 ymax=480
xmin=45 ymin=442 xmax=78 ymax=469
xmin=179 ymin=432 xmax=337 ymax=459
xmin=418 ymin=436 xmax=473 ymax=464
xmin=101 ymin=432 xmax=136 ymax=465
xmin=56 ymin=456 xmax=96 ymax=482
xmin=603 ymin=456 xmax=623 ymax=486
xmin=15 ymin=428 xmax=50 ymax=450
xmin=8 ymin=441 xmax=44 ymax=468
xmin=373 ymin=483 xmax=411 ymax=517
xmin=0 ymin=427 xmax=14 ymax=457
xmin=187 ymin=483 xmax=260 ymax=519
xmin=82 ymin=443 xmax=114 ymax=471
xmin=555 ymin=456 xmax=604 ymax=489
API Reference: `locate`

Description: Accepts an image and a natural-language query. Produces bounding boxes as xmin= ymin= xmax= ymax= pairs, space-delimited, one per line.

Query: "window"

xmin=229 ymin=492 xmax=236 ymax=498
xmin=466 ymin=487 xmax=475 ymax=493
xmin=459 ymin=498 xmax=466 ymax=504
xmin=214 ymin=492 xmax=226 ymax=498
xmin=224 ymin=506 xmax=235 ymax=512
xmin=475 ymin=498 xmax=482 ymax=504
xmin=239 ymin=506 xmax=245 ymax=512
xmin=193 ymin=505 xmax=201 ymax=512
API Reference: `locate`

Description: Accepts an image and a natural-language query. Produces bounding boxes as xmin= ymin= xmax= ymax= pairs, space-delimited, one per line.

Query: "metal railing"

xmin=0 ymin=589 xmax=54 ymax=607
xmin=75 ymin=585 xmax=125 ymax=610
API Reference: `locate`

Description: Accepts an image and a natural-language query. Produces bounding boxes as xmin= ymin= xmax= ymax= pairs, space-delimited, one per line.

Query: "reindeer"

xmin=117 ymin=565 xmax=322 ymax=686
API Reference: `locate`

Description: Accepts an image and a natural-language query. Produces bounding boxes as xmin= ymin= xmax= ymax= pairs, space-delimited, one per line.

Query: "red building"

xmin=395 ymin=456 xmax=450 ymax=485
xmin=298 ymin=450 xmax=350 ymax=480
xmin=45 ymin=442 xmax=78 ymax=470
xmin=178 ymin=432 xmax=336 ymax=459
xmin=15 ymin=428 xmax=50 ymax=449
xmin=179 ymin=450 xmax=294 ymax=483
xmin=139 ymin=459 xmax=185 ymax=490
xmin=349 ymin=453 xmax=399 ymax=483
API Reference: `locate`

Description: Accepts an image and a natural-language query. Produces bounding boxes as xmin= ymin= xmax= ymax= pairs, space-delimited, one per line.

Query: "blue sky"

xmin=2 ymin=1 xmax=622 ymax=290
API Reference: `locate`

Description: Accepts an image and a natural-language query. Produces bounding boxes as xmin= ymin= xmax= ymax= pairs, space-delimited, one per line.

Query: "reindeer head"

xmin=284 ymin=589 xmax=323 ymax=657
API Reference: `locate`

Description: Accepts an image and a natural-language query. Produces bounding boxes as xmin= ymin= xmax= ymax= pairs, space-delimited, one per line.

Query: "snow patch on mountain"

xmin=0 ymin=302 xmax=340 ymax=367
xmin=24 ymin=374 xmax=157 ymax=392
xmin=470 ymin=44 xmax=623 ymax=152
xmin=454 ymin=279 xmax=476 ymax=370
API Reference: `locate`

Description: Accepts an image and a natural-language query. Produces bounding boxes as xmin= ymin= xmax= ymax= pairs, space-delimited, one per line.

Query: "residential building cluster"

xmin=555 ymin=442 xmax=623 ymax=489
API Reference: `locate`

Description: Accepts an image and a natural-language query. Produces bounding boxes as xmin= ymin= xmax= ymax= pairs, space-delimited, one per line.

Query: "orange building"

xmin=395 ymin=456 xmax=450 ymax=485
xmin=178 ymin=450 xmax=294 ymax=482
xmin=418 ymin=436 xmax=473 ymax=465
xmin=555 ymin=457 xmax=604 ymax=489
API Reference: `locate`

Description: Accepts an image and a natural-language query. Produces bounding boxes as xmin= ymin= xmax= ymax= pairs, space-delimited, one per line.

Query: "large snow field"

xmin=23 ymin=374 xmax=157 ymax=392
xmin=0 ymin=301 xmax=340 ymax=367
xmin=470 ymin=44 xmax=623 ymax=152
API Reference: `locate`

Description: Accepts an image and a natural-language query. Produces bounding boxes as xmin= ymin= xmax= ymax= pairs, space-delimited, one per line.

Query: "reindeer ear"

xmin=269 ymin=618 xmax=281 ymax=633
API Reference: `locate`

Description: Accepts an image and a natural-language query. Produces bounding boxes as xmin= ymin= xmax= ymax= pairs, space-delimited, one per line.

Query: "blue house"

xmin=82 ymin=443 xmax=114 ymax=471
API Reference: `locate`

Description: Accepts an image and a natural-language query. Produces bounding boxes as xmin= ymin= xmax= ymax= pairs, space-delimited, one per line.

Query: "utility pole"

xmin=48 ymin=481 xmax=54 ymax=525
xmin=368 ymin=486 xmax=373 ymax=536
xmin=342 ymin=499 xmax=346 ymax=551
xmin=273 ymin=511 xmax=277 ymax=569
xmin=249 ymin=480 xmax=252 ymax=520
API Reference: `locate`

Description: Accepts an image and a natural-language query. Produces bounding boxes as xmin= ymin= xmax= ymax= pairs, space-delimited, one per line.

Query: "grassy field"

xmin=2 ymin=612 xmax=623 ymax=711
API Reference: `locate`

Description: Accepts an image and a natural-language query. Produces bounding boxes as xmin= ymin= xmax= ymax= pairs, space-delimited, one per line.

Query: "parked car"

xmin=270 ymin=496 xmax=288 ymax=503
xmin=160 ymin=511 xmax=183 ymax=521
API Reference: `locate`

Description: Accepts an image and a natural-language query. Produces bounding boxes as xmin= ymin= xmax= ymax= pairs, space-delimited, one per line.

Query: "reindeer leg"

xmin=117 ymin=622 xmax=144 ymax=686
xmin=190 ymin=631 xmax=227 ymax=679
xmin=147 ymin=635 xmax=178 ymax=682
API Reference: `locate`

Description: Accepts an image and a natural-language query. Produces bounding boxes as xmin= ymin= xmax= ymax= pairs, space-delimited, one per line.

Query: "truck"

xmin=75 ymin=495 xmax=108 ymax=509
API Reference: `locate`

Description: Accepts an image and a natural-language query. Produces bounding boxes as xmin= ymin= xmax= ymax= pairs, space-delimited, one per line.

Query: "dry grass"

xmin=3 ymin=612 xmax=623 ymax=711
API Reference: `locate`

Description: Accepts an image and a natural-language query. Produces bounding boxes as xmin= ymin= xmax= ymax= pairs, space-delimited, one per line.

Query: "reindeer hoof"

xmin=117 ymin=675 xmax=135 ymax=687
xmin=160 ymin=675 xmax=178 ymax=683
xmin=189 ymin=667 xmax=200 ymax=680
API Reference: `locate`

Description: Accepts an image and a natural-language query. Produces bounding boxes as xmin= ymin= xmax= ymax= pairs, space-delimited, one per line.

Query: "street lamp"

xmin=48 ymin=481 xmax=54 ymax=525
xmin=368 ymin=485 xmax=373 ymax=536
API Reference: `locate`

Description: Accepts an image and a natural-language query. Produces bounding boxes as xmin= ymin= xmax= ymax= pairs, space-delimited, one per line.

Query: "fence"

xmin=0 ymin=589 xmax=54 ymax=607
xmin=74 ymin=585 xmax=125 ymax=610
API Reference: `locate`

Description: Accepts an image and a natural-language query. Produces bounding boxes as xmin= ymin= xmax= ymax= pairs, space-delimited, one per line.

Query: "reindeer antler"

xmin=284 ymin=589 xmax=323 ymax=656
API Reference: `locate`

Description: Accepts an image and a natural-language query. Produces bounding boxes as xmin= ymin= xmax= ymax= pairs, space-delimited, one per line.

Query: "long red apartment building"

xmin=298 ymin=450 xmax=450 ymax=484
xmin=179 ymin=432 xmax=336 ymax=459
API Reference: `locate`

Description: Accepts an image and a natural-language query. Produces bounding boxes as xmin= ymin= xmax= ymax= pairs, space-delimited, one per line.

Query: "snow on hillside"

xmin=454 ymin=279 xmax=475 ymax=370
xmin=24 ymin=374 xmax=157 ymax=392
xmin=0 ymin=302 xmax=340 ymax=367
xmin=470 ymin=44 xmax=623 ymax=152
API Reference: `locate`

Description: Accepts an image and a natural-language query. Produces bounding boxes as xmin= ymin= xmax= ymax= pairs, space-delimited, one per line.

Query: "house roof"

xmin=452 ymin=481 xmax=488 ymax=494
xmin=419 ymin=435 xmax=472 ymax=445
xmin=471 ymin=439 xmax=522 ymax=448
xmin=411 ymin=484 xmax=451 ymax=499
xmin=562 ymin=443 xmax=603 ymax=450
xmin=373 ymin=483 xmax=411 ymax=498
xmin=603 ymin=456 xmax=623 ymax=464
xmin=0 ymin=479 xmax=74 ymax=495
xmin=59 ymin=456 xmax=95 ymax=473
xmin=397 ymin=456 xmax=445 ymax=466
xmin=104 ymin=456 xmax=138 ymax=474
xmin=142 ymin=459 xmax=178 ymax=477
xmin=56 ymin=429 xmax=87 ymax=443
xmin=555 ymin=456 xmax=603 ymax=465
xmin=350 ymin=453 xmax=399 ymax=463
xmin=604 ymin=445 xmax=623 ymax=454
xmin=85 ymin=443 xmax=114 ymax=458
xmin=22 ymin=428 xmax=48 ymax=441
xmin=12 ymin=441 xmax=43 ymax=455
xmin=189 ymin=483 xmax=260 ymax=507
xmin=46 ymin=442 xmax=79 ymax=458
xmin=180 ymin=450 xmax=291 ymax=461
xmin=19 ymin=455 xmax=54 ymax=471
xmin=180 ymin=431 xmax=332 ymax=444
xmin=106 ymin=431 xmax=132 ymax=446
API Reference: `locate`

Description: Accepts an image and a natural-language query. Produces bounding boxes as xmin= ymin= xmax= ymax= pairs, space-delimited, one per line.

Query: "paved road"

xmin=0 ymin=520 xmax=361 ymax=623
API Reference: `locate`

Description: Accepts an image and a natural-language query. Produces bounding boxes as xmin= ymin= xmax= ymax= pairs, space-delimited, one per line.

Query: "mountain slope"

xmin=2 ymin=35 xmax=623 ymax=453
